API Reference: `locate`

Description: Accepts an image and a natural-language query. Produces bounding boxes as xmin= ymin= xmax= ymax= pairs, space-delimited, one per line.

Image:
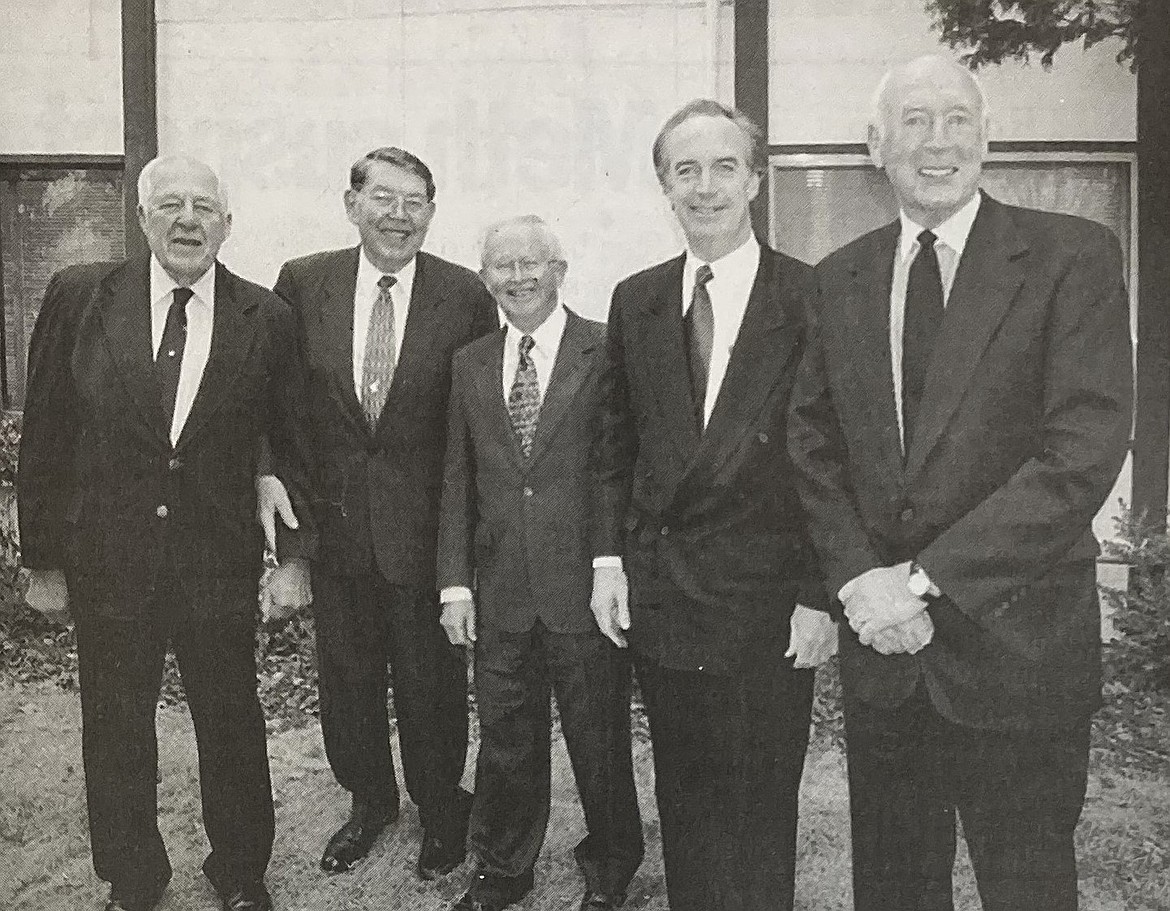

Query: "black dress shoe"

xmin=320 ymin=796 xmax=399 ymax=873
xmin=450 ymin=869 xmax=534 ymax=910
xmin=219 ymin=881 xmax=273 ymax=911
xmin=418 ymin=788 xmax=472 ymax=880
xmin=105 ymin=877 xmax=169 ymax=911
xmin=579 ymin=889 xmax=626 ymax=910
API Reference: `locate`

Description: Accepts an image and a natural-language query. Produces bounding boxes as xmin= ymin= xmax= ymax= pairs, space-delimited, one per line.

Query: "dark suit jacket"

xmin=438 ymin=310 xmax=605 ymax=634
xmin=591 ymin=244 xmax=825 ymax=677
xmin=274 ymin=247 xmax=497 ymax=588
xmin=790 ymin=193 xmax=1133 ymax=729
xmin=17 ymin=256 xmax=315 ymax=619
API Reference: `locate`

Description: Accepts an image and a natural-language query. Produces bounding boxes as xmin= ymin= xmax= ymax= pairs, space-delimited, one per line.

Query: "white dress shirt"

xmin=352 ymin=249 xmax=416 ymax=397
xmin=889 ymin=191 xmax=982 ymax=451
xmin=682 ymin=237 xmax=761 ymax=427
xmin=150 ymin=256 xmax=215 ymax=445
xmin=441 ymin=304 xmax=568 ymax=605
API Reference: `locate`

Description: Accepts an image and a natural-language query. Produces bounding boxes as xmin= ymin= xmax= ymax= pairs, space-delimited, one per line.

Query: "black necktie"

xmin=902 ymin=230 xmax=944 ymax=451
xmin=157 ymin=287 xmax=192 ymax=437
xmin=684 ymin=263 xmax=715 ymax=426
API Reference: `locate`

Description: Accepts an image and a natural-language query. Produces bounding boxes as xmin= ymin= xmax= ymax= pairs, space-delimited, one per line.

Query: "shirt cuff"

xmin=440 ymin=586 xmax=473 ymax=604
xmin=837 ymin=575 xmax=859 ymax=603
xmin=592 ymin=556 xmax=623 ymax=570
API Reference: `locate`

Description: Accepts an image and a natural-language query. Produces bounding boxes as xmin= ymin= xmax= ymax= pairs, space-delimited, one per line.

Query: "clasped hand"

xmin=842 ymin=563 xmax=934 ymax=656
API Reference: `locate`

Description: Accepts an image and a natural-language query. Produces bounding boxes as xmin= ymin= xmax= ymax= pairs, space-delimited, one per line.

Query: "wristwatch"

xmin=907 ymin=560 xmax=935 ymax=599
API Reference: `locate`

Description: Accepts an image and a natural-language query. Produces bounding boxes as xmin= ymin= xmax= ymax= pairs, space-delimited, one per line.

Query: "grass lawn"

xmin=1 ymin=673 xmax=1166 ymax=911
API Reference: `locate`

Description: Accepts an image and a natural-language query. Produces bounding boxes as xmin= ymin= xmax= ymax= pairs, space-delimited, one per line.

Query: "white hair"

xmin=868 ymin=54 xmax=991 ymax=143
xmin=137 ymin=155 xmax=231 ymax=214
xmin=478 ymin=214 xmax=566 ymax=266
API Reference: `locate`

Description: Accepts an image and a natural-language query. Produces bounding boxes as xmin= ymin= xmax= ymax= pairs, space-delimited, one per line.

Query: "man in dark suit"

xmin=18 ymin=156 xmax=314 ymax=911
xmin=590 ymin=100 xmax=836 ymax=911
xmin=789 ymin=56 xmax=1133 ymax=911
xmin=437 ymin=216 xmax=644 ymax=911
xmin=259 ymin=147 xmax=497 ymax=877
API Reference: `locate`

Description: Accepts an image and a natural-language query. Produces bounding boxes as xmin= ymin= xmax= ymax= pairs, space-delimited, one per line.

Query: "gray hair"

xmin=137 ymin=155 xmax=231 ymax=213
xmin=478 ymin=214 xmax=566 ymax=266
xmin=652 ymin=98 xmax=766 ymax=184
xmin=868 ymin=55 xmax=991 ymax=144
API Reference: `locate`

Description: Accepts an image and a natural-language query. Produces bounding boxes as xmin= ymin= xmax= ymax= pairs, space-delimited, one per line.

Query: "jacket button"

xmin=758 ymin=432 xmax=769 ymax=444
xmin=900 ymin=507 xmax=914 ymax=523
xmin=524 ymin=487 xmax=534 ymax=498
xmin=156 ymin=504 xmax=169 ymax=519
xmin=660 ymin=525 xmax=669 ymax=536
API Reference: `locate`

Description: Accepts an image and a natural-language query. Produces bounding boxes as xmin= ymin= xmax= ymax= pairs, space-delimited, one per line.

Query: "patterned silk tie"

xmin=157 ymin=286 xmax=192 ymax=438
xmin=361 ymin=274 xmax=397 ymax=430
xmin=507 ymin=334 xmax=540 ymax=458
xmin=684 ymin=263 xmax=715 ymax=425
xmin=902 ymin=229 xmax=944 ymax=452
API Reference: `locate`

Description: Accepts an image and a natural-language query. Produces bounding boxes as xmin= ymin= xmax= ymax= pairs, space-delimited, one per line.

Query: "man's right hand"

xmin=440 ymin=598 xmax=477 ymax=648
xmin=869 ymin=611 xmax=934 ymax=655
xmin=590 ymin=566 xmax=630 ymax=648
xmin=24 ymin=568 xmax=70 ymax=625
xmin=256 ymin=474 xmax=299 ymax=553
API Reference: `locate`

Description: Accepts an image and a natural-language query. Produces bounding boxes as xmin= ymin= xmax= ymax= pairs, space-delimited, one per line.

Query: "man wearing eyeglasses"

xmin=259 ymin=147 xmax=497 ymax=878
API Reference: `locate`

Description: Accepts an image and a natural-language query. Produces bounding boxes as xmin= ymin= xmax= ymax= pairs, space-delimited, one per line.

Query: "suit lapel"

xmin=473 ymin=328 xmax=525 ymax=469
xmin=694 ymin=247 xmax=800 ymax=474
xmin=636 ymin=255 xmax=701 ymax=461
xmin=317 ymin=247 xmax=367 ymax=436
xmin=844 ymin=224 xmax=906 ymax=483
xmin=91 ymin=256 xmax=168 ymax=445
xmin=904 ymin=195 xmax=1029 ymax=477
xmin=528 ymin=310 xmax=597 ymax=466
xmin=175 ymin=263 xmax=257 ymax=451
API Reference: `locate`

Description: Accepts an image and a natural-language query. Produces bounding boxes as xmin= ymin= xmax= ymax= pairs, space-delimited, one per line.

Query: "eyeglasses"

xmin=360 ymin=190 xmax=431 ymax=215
xmin=485 ymin=258 xmax=559 ymax=276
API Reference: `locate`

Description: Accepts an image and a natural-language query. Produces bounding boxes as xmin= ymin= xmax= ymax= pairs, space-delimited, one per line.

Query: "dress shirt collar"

xmin=357 ymin=247 xmax=416 ymax=300
xmin=504 ymin=302 xmax=567 ymax=356
xmin=897 ymin=190 xmax=982 ymax=263
xmin=150 ymin=255 xmax=215 ymax=310
xmin=682 ymin=235 xmax=761 ymax=310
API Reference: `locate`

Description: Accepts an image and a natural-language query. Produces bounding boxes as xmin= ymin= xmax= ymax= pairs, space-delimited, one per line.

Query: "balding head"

xmin=136 ymin=155 xmax=232 ymax=285
xmin=479 ymin=215 xmax=567 ymax=333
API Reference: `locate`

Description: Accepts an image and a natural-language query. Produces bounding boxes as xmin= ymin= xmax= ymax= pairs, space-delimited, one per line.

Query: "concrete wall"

xmin=155 ymin=0 xmax=735 ymax=318
xmin=0 ymin=0 xmax=123 ymax=155
xmin=770 ymin=0 xmax=1137 ymax=144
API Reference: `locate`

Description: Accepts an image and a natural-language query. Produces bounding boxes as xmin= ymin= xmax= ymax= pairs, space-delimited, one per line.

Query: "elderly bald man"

xmin=18 ymin=155 xmax=315 ymax=911
xmin=790 ymin=56 xmax=1132 ymax=911
xmin=437 ymin=216 xmax=643 ymax=911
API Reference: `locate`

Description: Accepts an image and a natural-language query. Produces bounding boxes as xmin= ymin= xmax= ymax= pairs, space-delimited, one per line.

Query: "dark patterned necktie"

xmin=156 ymin=287 xmax=192 ymax=437
xmin=507 ymin=334 xmax=540 ymax=458
xmin=361 ymin=274 xmax=397 ymax=430
xmin=684 ymin=263 xmax=715 ymax=425
xmin=902 ymin=229 xmax=944 ymax=452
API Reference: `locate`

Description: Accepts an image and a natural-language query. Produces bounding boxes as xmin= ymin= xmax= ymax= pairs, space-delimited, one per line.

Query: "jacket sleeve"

xmin=918 ymin=226 xmax=1133 ymax=622
xmin=17 ymin=270 xmax=84 ymax=570
xmin=436 ymin=355 xmax=476 ymax=592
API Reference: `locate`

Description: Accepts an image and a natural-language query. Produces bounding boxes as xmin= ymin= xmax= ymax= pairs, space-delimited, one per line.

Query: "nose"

xmin=176 ymin=199 xmax=199 ymax=223
xmin=926 ymin=116 xmax=950 ymax=149
xmin=697 ymin=167 xmax=715 ymax=193
xmin=385 ymin=195 xmax=409 ymax=218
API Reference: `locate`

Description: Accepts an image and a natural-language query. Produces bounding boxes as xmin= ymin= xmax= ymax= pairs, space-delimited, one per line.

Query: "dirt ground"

xmin=1 ymin=683 xmax=1166 ymax=911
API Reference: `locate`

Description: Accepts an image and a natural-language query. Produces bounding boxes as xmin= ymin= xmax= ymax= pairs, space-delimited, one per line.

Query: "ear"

xmin=136 ymin=205 xmax=148 ymax=234
xmin=343 ymin=188 xmax=359 ymax=225
xmin=223 ymin=211 xmax=233 ymax=239
xmin=867 ymin=124 xmax=884 ymax=168
xmin=746 ymin=169 xmax=762 ymax=204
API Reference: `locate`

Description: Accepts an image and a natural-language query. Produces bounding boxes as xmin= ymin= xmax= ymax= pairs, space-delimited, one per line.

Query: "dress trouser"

xmin=72 ymin=570 xmax=273 ymax=899
xmin=470 ymin=620 xmax=644 ymax=893
xmin=636 ymin=657 xmax=814 ymax=911
xmin=845 ymin=684 xmax=1092 ymax=911
xmin=313 ymin=567 xmax=470 ymax=840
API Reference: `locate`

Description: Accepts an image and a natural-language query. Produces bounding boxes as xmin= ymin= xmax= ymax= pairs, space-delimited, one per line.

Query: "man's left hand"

xmin=256 ymin=474 xmax=299 ymax=554
xmin=843 ymin=562 xmax=927 ymax=641
xmin=785 ymin=605 xmax=838 ymax=668
xmin=262 ymin=557 xmax=312 ymax=622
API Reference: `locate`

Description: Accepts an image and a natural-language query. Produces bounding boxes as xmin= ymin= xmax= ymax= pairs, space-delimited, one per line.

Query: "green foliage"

xmin=1100 ymin=506 xmax=1170 ymax=692
xmin=925 ymin=0 xmax=1139 ymax=71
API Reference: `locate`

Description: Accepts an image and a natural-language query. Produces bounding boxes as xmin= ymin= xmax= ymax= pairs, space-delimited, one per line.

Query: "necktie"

xmin=507 ymin=334 xmax=540 ymax=458
xmin=361 ymin=274 xmax=397 ymax=430
xmin=157 ymin=287 xmax=192 ymax=438
xmin=684 ymin=263 xmax=715 ymax=426
xmin=902 ymin=229 xmax=944 ymax=452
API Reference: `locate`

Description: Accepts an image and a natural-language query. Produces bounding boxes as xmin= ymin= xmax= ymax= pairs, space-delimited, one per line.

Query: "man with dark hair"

xmin=19 ymin=155 xmax=314 ymax=911
xmin=591 ymin=100 xmax=836 ymax=911
xmin=790 ymin=56 xmax=1133 ymax=911
xmin=260 ymin=146 xmax=498 ymax=877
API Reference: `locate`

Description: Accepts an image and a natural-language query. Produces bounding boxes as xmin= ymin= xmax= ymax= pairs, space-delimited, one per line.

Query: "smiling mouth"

xmin=170 ymin=237 xmax=203 ymax=248
xmin=918 ymin=167 xmax=959 ymax=178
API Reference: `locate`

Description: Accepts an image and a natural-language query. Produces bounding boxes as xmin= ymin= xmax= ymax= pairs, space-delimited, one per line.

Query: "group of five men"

xmin=18 ymin=54 xmax=1132 ymax=911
